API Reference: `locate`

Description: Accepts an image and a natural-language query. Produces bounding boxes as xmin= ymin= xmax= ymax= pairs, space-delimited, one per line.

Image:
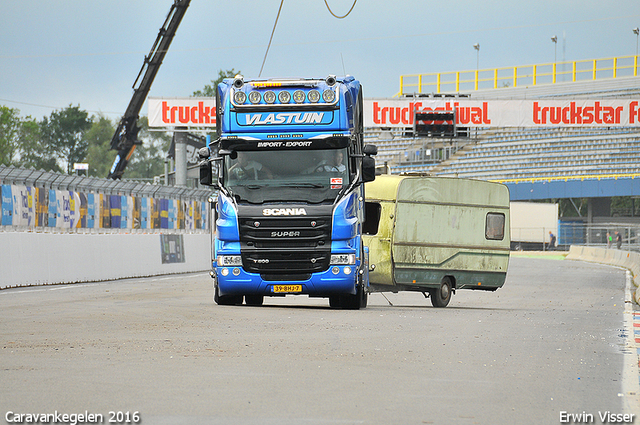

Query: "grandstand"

xmin=433 ymin=126 xmax=640 ymax=180
xmin=367 ymin=55 xmax=640 ymax=185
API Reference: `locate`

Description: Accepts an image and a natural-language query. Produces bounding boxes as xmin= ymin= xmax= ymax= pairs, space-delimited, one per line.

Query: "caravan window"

xmin=485 ymin=212 xmax=505 ymax=240
xmin=363 ymin=202 xmax=382 ymax=235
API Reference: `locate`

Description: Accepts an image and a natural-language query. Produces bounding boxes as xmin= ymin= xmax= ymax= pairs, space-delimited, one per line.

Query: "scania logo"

xmin=271 ymin=231 xmax=301 ymax=238
xmin=262 ymin=208 xmax=307 ymax=216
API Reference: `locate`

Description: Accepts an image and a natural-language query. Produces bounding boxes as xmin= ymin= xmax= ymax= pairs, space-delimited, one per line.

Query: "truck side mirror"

xmin=362 ymin=156 xmax=376 ymax=182
xmin=198 ymin=147 xmax=211 ymax=159
xmin=199 ymin=160 xmax=213 ymax=186
xmin=363 ymin=144 xmax=378 ymax=156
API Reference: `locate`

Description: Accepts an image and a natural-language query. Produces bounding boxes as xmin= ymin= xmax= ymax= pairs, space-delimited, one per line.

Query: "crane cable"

xmin=258 ymin=0 xmax=284 ymax=77
xmin=259 ymin=0 xmax=358 ymax=77
xmin=323 ymin=0 xmax=358 ymax=19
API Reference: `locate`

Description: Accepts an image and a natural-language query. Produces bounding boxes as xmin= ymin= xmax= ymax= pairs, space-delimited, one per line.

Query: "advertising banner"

xmin=2 ymin=185 xmax=13 ymax=225
xmin=11 ymin=185 xmax=34 ymax=227
xmin=87 ymin=193 xmax=99 ymax=229
xmin=148 ymin=97 xmax=216 ymax=128
xmin=140 ymin=197 xmax=149 ymax=229
xmin=35 ymin=188 xmax=48 ymax=227
xmin=364 ymin=98 xmax=640 ymax=128
xmin=0 ymin=181 xmax=209 ymax=232
xmin=160 ymin=234 xmax=185 ymax=263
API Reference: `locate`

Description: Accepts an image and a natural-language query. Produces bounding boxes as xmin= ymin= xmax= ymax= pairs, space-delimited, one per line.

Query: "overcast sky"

xmin=2 ymin=0 xmax=639 ymax=120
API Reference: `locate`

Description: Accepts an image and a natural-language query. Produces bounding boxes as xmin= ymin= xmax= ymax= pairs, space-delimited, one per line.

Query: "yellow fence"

xmin=398 ymin=55 xmax=640 ymax=96
xmin=490 ymin=172 xmax=640 ymax=185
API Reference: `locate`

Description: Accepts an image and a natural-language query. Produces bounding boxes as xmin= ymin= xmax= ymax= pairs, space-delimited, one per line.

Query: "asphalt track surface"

xmin=1 ymin=256 xmax=638 ymax=425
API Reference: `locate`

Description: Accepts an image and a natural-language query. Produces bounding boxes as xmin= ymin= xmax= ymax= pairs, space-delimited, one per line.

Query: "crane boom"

xmin=108 ymin=0 xmax=191 ymax=179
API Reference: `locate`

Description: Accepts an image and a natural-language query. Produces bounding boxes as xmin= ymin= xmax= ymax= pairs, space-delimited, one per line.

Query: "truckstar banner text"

xmin=364 ymin=99 xmax=640 ymax=128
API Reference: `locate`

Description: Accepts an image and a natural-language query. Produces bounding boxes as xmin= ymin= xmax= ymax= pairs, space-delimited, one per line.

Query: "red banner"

xmin=148 ymin=97 xmax=216 ymax=128
xmin=148 ymin=97 xmax=640 ymax=128
xmin=364 ymin=99 xmax=640 ymax=128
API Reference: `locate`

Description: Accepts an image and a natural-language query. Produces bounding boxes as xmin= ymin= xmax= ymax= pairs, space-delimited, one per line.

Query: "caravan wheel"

xmin=431 ymin=277 xmax=453 ymax=308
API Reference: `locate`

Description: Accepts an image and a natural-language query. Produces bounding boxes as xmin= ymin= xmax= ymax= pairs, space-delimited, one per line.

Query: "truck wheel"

xmin=431 ymin=277 xmax=453 ymax=308
xmin=244 ymin=295 xmax=264 ymax=306
xmin=339 ymin=283 xmax=367 ymax=310
xmin=358 ymin=266 xmax=368 ymax=308
xmin=214 ymin=284 xmax=243 ymax=306
xmin=358 ymin=278 xmax=368 ymax=309
xmin=329 ymin=296 xmax=341 ymax=308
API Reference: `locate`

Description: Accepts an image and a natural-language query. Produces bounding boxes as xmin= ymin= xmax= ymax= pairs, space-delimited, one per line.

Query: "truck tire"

xmin=431 ymin=277 xmax=453 ymax=308
xmin=214 ymin=284 xmax=243 ymax=306
xmin=244 ymin=295 xmax=264 ymax=306
xmin=339 ymin=282 xmax=367 ymax=310
xmin=329 ymin=296 xmax=341 ymax=308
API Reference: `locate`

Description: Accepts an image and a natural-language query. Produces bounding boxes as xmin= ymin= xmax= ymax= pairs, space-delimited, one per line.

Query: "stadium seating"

xmin=368 ymin=126 xmax=640 ymax=181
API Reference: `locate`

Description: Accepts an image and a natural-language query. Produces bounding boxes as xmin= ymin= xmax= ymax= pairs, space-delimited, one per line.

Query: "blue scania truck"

xmin=199 ymin=75 xmax=377 ymax=309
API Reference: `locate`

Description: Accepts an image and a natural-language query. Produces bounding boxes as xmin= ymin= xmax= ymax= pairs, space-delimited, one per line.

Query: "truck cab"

xmin=200 ymin=75 xmax=376 ymax=308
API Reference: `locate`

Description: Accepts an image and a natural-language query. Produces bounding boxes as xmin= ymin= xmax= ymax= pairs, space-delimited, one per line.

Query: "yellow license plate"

xmin=272 ymin=284 xmax=303 ymax=293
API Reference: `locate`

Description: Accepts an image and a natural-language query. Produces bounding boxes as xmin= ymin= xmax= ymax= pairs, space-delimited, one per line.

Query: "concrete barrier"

xmin=566 ymin=245 xmax=640 ymax=304
xmin=0 ymin=232 xmax=211 ymax=289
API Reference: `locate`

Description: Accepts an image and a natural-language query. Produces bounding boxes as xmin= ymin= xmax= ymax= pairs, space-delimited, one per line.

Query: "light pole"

xmin=551 ymin=35 xmax=558 ymax=83
xmin=473 ymin=43 xmax=480 ymax=70
xmin=634 ymin=28 xmax=639 ymax=56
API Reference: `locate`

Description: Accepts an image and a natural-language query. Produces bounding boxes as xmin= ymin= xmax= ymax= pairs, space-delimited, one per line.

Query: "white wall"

xmin=0 ymin=232 xmax=211 ymax=289
xmin=566 ymin=245 xmax=640 ymax=304
xmin=510 ymin=202 xmax=558 ymax=243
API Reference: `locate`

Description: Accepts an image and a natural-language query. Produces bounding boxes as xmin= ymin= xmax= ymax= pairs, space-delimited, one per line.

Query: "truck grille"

xmin=239 ymin=216 xmax=331 ymax=274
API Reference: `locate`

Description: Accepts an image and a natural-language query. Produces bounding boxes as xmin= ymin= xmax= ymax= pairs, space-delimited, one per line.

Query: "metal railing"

xmin=0 ymin=166 xmax=212 ymax=233
xmin=491 ymin=172 xmax=640 ymax=186
xmin=512 ymin=222 xmax=640 ymax=252
xmin=558 ymin=223 xmax=640 ymax=252
xmin=398 ymin=55 xmax=639 ymax=95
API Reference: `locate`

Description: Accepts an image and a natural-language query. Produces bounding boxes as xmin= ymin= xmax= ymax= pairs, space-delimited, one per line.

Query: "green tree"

xmin=0 ymin=106 xmax=22 ymax=166
xmin=558 ymin=198 xmax=587 ymax=218
xmin=84 ymin=115 xmax=116 ymax=178
xmin=40 ymin=105 xmax=92 ymax=173
xmin=192 ymin=68 xmax=241 ymax=97
xmin=16 ymin=117 xmax=61 ymax=172
xmin=126 ymin=117 xmax=172 ymax=180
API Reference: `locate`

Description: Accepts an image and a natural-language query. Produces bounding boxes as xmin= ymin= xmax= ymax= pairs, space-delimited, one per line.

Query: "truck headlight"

xmin=248 ymin=91 xmax=261 ymax=104
xmin=330 ymin=254 xmax=356 ymax=265
xmin=233 ymin=91 xmax=247 ymax=104
xmin=278 ymin=91 xmax=291 ymax=104
xmin=322 ymin=89 xmax=336 ymax=103
xmin=293 ymin=90 xmax=305 ymax=104
xmin=217 ymin=255 xmax=242 ymax=267
xmin=307 ymin=89 xmax=320 ymax=103
xmin=263 ymin=90 xmax=276 ymax=104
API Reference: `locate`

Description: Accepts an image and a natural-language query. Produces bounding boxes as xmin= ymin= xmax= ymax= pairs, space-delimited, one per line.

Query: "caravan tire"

xmin=431 ymin=277 xmax=453 ymax=308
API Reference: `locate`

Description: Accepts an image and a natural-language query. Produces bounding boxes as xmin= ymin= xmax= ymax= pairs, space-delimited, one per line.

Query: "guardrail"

xmin=566 ymin=246 xmax=640 ymax=304
xmin=398 ymin=55 xmax=640 ymax=95
xmin=1 ymin=166 xmax=212 ymax=232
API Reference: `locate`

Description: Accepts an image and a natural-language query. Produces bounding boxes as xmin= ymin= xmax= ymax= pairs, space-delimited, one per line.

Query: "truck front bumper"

xmin=214 ymin=265 xmax=359 ymax=297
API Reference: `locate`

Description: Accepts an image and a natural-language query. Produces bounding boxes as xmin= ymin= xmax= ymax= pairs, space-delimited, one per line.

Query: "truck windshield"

xmin=223 ymin=148 xmax=350 ymax=204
